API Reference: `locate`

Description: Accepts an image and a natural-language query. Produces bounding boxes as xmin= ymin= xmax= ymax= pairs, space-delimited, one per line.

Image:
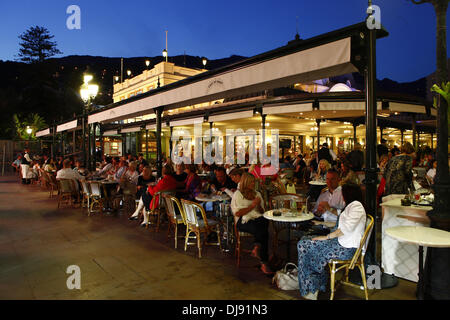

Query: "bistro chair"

xmin=120 ymin=180 xmax=137 ymax=215
xmin=233 ymin=215 xmax=254 ymax=267
xmin=47 ymin=172 xmax=59 ymax=198
xmin=181 ymin=199 xmax=222 ymax=258
xmin=146 ymin=190 xmax=176 ymax=232
xmin=269 ymin=193 xmax=307 ymax=255
xmin=39 ymin=169 xmax=50 ymax=190
xmin=56 ymin=179 xmax=79 ymax=208
xmin=162 ymin=194 xmax=187 ymax=249
xmin=80 ymin=180 xmax=91 ymax=211
xmin=328 ymin=214 xmax=374 ymax=300
xmin=89 ymin=181 xmax=105 ymax=215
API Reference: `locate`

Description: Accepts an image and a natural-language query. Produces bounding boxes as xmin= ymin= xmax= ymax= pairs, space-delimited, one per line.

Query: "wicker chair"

xmin=269 ymin=193 xmax=307 ymax=255
xmin=56 ymin=179 xmax=79 ymax=208
xmin=89 ymin=181 xmax=105 ymax=215
xmin=120 ymin=180 xmax=137 ymax=216
xmin=47 ymin=172 xmax=59 ymax=198
xmin=146 ymin=190 xmax=176 ymax=232
xmin=233 ymin=215 xmax=254 ymax=267
xmin=162 ymin=194 xmax=187 ymax=249
xmin=328 ymin=214 xmax=374 ymax=300
xmin=80 ymin=180 xmax=91 ymax=211
xmin=181 ymin=199 xmax=222 ymax=258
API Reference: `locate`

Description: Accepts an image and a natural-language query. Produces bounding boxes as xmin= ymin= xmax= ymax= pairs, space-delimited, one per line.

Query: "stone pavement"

xmin=0 ymin=175 xmax=416 ymax=300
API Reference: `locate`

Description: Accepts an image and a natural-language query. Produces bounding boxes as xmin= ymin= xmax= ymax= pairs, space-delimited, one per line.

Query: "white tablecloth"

xmin=381 ymin=198 xmax=432 ymax=282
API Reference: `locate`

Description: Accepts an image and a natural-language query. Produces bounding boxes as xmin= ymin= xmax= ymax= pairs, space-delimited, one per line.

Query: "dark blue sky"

xmin=0 ymin=0 xmax=448 ymax=82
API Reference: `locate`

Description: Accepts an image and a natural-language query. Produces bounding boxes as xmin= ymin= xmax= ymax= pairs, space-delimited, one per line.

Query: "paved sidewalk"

xmin=0 ymin=175 xmax=416 ymax=300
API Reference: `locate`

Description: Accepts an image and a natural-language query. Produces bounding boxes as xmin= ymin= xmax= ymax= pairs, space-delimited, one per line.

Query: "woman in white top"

xmin=297 ymin=183 xmax=367 ymax=300
xmin=426 ymin=160 xmax=437 ymax=184
xmin=231 ymin=172 xmax=272 ymax=274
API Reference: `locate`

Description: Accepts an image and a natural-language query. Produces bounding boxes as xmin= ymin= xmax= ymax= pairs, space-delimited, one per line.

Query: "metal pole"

xmin=316 ymin=119 xmax=321 ymax=152
xmin=401 ymin=129 xmax=404 ymax=146
xmin=353 ymin=122 xmax=358 ymax=149
xmin=364 ymin=26 xmax=379 ymax=265
xmin=156 ymin=107 xmax=163 ymax=178
xmin=169 ymin=126 xmax=173 ymax=160
xmin=145 ymin=129 xmax=149 ymax=162
xmin=82 ymin=108 xmax=86 ymax=167
xmin=412 ymin=114 xmax=417 ymax=150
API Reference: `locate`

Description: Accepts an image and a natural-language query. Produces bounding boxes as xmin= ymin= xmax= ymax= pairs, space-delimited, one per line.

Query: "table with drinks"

xmin=195 ymin=192 xmax=233 ymax=252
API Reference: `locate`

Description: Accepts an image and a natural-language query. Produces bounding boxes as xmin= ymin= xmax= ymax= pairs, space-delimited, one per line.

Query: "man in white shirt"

xmin=20 ymin=148 xmax=33 ymax=184
xmin=223 ymin=168 xmax=243 ymax=198
xmin=56 ymin=159 xmax=85 ymax=190
xmin=313 ymin=169 xmax=345 ymax=222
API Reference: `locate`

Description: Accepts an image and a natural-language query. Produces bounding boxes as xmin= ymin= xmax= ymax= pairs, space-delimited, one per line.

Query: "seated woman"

xmin=231 ymin=172 xmax=273 ymax=275
xmin=129 ymin=166 xmax=156 ymax=222
xmin=173 ymin=163 xmax=187 ymax=189
xmin=139 ymin=165 xmax=177 ymax=227
xmin=297 ymin=183 xmax=366 ymax=300
xmin=179 ymin=164 xmax=201 ymax=201
xmin=312 ymin=159 xmax=330 ymax=181
xmin=339 ymin=161 xmax=359 ymax=185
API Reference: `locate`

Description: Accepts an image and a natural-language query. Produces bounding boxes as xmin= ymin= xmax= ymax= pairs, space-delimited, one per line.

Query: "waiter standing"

xmin=20 ymin=147 xmax=32 ymax=184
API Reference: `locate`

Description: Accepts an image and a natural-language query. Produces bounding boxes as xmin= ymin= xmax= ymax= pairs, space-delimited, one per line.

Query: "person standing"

xmin=383 ymin=142 xmax=415 ymax=196
xmin=20 ymin=148 xmax=33 ymax=184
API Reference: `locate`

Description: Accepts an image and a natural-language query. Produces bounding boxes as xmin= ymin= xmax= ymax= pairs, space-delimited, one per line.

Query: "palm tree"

xmin=13 ymin=113 xmax=47 ymax=140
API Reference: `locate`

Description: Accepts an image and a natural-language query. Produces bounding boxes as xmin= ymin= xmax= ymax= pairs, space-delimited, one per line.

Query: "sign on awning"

xmin=36 ymin=128 xmax=51 ymax=137
xmin=263 ymin=103 xmax=312 ymax=115
xmin=209 ymin=110 xmax=254 ymax=122
xmin=56 ymin=120 xmax=78 ymax=132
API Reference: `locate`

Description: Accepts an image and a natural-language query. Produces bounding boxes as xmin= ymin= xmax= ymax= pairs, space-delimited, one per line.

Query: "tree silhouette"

xmin=17 ymin=26 xmax=62 ymax=63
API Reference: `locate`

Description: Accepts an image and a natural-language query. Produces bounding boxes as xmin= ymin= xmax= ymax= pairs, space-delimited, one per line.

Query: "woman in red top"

xmin=140 ymin=165 xmax=177 ymax=227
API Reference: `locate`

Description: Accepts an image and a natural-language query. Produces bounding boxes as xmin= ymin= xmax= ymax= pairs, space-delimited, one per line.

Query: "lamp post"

xmin=162 ymin=49 xmax=168 ymax=63
xmin=145 ymin=59 xmax=150 ymax=69
xmin=127 ymin=70 xmax=132 ymax=78
xmin=80 ymin=74 xmax=98 ymax=170
xmin=26 ymin=126 xmax=32 ymax=138
xmin=202 ymin=57 xmax=208 ymax=69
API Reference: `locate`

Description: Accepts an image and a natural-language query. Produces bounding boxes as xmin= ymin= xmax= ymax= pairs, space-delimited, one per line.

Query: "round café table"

xmin=264 ymin=209 xmax=314 ymax=262
xmin=385 ymin=226 xmax=450 ymax=300
xmin=309 ymin=180 xmax=327 ymax=186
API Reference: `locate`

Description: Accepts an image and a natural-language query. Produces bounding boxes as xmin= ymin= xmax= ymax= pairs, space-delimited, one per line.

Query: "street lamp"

xmin=145 ymin=59 xmax=150 ymax=69
xmin=162 ymin=49 xmax=168 ymax=62
xmin=80 ymin=74 xmax=98 ymax=170
xmin=127 ymin=70 xmax=132 ymax=78
xmin=26 ymin=126 xmax=32 ymax=139
xmin=202 ymin=57 xmax=208 ymax=69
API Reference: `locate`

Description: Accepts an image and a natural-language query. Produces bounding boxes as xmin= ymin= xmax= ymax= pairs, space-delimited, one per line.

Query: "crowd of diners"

xmin=12 ymin=139 xmax=436 ymax=300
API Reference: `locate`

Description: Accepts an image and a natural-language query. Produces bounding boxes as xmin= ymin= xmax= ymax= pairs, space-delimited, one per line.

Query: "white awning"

xmin=263 ymin=103 xmax=313 ymax=115
xmin=36 ymin=129 xmax=51 ymax=137
xmin=390 ymin=102 xmax=426 ymax=114
xmin=103 ymin=130 xmax=118 ymax=136
xmin=56 ymin=120 xmax=78 ymax=132
xmin=121 ymin=126 xmax=142 ymax=133
xmin=88 ymin=37 xmax=356 ymax=124
xmin=170 ymin=117 xmax=204 ymax=127
xmin=146 ymin=123 xmax=168 ymax=130
xmin=209 ymin=110 xmax=254 ymax=122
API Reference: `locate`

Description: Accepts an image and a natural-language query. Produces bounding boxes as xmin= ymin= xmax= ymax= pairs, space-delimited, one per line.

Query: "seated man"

xmin=210 ymin=166 xmax=237 ymax=192
xmin=312 ymin=169 xmax=345 ymax=223
xmin=56 ymin=159 xmax=85 ymax=191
